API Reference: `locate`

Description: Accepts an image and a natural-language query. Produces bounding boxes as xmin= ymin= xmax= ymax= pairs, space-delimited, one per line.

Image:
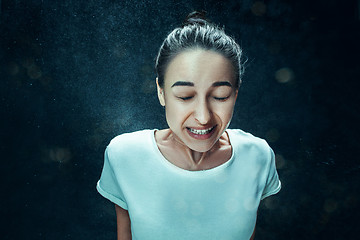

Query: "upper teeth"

xmin=188 ymin=127 xmax=214 ymax=135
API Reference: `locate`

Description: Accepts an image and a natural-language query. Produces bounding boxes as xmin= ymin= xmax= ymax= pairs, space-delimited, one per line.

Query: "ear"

xmin=156 ymin=78 xmax=165 ymax=106
xmin=234 ymin=89 xmax=238 ymax=101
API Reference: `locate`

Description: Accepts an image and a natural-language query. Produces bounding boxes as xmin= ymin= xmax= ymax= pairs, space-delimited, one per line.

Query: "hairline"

xmin=160 ymin=47 xmax=239 ymax=89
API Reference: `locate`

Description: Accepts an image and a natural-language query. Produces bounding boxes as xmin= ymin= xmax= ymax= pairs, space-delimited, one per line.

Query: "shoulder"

xmin=106 ymin=129 xmax=155 ymax=158
xmin=227 ymin=129 xmax=269 ymax=148
xmin=227 ymin=129 xmax=272 ymax=159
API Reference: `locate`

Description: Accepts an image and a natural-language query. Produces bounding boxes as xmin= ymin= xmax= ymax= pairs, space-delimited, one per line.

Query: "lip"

xmin=186 ymin=125 xmax=217 ymax=140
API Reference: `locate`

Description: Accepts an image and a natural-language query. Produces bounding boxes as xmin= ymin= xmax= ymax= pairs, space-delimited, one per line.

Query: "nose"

xmin=194 ymin=100 xmax=211 ymax=125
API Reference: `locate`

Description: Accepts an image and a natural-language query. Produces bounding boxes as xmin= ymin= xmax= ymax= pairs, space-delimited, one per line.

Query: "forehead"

xmin=164 ymin=49 xmax=235 ymax=87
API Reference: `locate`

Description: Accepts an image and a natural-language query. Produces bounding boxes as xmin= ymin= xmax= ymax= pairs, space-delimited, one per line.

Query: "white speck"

xmin=275 ymin=67 xmax=294 ymax=83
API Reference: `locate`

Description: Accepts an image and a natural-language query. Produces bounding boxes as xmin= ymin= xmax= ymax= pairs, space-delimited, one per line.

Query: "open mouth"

xmin=186 ymin=126 xmax=216 ymax=135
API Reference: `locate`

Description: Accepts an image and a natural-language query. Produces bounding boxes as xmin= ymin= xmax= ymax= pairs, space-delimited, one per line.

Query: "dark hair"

xmin=155 ymin=11 xmax=243 ymax=88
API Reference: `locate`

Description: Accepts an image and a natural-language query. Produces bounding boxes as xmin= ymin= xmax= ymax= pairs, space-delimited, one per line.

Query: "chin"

xmin=184 ymin=134 xmax=222 ymax=152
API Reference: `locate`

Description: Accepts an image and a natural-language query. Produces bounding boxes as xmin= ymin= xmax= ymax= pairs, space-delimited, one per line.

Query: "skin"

xmin=115 ymin=205 xmax=132 ymax=240
xmin=155 ymin=49 xmax=238 ymax=170
xmin=115 ymin=49 xmax=256 ymax=239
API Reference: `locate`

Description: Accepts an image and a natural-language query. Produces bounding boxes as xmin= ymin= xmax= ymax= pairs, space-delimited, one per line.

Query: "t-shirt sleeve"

xmin=96 ymin=146 xmax=128 ymax=209
xmin=261 ymin=147 xmax=281 ymax=200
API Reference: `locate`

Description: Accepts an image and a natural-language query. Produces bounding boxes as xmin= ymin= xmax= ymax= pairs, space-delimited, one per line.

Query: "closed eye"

xmin=214 ymin=96 xmax=230 ymax=101
xmin=178 ymin=96 xmax=193 ymax=101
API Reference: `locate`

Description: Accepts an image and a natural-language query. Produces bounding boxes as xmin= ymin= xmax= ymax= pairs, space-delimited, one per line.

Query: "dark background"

xmin=1 ymin=0 xmax=359 ymax=239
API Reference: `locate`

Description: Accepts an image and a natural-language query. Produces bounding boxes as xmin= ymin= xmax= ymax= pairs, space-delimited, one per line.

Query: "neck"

xmin=170 ymin=130 xmax=219 ymax=167
xmin=155 ymin=129 xmax=231 ymax=171
xmin=190 ymin=150 xmax=206 ymax=164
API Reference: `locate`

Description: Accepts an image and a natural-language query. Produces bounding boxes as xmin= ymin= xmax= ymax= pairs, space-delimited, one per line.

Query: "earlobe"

xmin=156 ymin=78 xmax=166 ymax=107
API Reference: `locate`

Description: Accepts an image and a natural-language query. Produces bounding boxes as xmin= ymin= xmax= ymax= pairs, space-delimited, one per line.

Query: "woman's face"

xmin=157 ymin=49 xmax=238 ymax=153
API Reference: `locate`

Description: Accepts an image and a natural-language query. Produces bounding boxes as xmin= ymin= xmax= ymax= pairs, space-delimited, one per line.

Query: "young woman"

xmin=97 ymin=11 xmax=281 ymax=240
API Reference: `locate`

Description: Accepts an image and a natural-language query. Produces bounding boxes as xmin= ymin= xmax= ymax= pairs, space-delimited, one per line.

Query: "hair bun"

xmin=182 ymin=11 xmax=209 ymax=27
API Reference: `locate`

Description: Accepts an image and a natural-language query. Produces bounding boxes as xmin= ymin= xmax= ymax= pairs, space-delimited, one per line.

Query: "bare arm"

xmin=115 ymin=204 xmax=132 ymax=240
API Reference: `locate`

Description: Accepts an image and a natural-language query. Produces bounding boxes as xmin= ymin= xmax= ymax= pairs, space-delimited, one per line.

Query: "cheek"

xmin=214 ymin=102 xmax=236 ymax=120
xmin=164 ymin=100 xmax=183 ymax=124
xmin=165 ymin=97 xmax=188 ymax=114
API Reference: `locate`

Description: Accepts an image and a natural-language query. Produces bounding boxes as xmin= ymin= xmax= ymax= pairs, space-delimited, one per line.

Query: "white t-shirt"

xmin=97 ymin=129 xmax=281 ymax=240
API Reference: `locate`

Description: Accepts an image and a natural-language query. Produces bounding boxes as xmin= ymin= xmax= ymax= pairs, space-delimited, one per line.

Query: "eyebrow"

xmin=171 ymin=81 xmax=194 ymax=87
xmin=171 ymin=81 xmax=232 ymax=88
xmin=211 ymin=81 xmax=233 ymax=87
